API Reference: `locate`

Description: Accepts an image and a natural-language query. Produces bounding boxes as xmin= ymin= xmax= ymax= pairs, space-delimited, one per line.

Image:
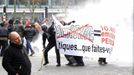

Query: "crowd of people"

xmin=0 ymin=19 xmax=38 ymax=57
xmin=0 ymin=16 xmax=107 ymax=75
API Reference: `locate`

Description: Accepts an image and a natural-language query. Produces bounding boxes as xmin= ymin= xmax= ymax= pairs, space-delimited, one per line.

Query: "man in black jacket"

xmin=42 ymin=22 xmax=61 ymax=67
xmin=2 ymin=31 xmax=31 ymax=75
xmin=0 ymin=22 xmax=9 ymax=56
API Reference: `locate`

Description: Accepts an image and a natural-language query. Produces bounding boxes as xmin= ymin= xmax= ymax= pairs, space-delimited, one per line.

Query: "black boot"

xmin=56 ymin=63 xmax=61 ymax=67
xmin=103 ymin=58 xmax=108 ymax=64
xmin=98 ymin=58 xmax=107 ymax=65
xmin=43 ymin=62 xmax=49 ymax=65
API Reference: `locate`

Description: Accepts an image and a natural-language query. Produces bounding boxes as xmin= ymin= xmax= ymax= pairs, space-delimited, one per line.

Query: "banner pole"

xmin=38 ymin=49 xmax=45 ymax=71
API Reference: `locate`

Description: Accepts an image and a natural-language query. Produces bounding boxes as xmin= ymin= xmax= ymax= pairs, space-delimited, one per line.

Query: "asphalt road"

xmin=0 ymin=55 xmax=133 ymax=75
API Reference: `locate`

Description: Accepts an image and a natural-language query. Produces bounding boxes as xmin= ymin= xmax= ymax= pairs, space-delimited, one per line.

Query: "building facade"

xmin=0 ymin=0 xmax=88 ymax=22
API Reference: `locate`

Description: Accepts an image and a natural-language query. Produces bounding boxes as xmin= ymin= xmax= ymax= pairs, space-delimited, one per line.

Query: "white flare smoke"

xmin=64 ymin=0 xmax=133 ymax=66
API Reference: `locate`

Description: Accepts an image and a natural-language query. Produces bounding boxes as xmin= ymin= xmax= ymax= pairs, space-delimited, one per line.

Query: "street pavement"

xmin=0 ymin=55 xmax=133 ymax=75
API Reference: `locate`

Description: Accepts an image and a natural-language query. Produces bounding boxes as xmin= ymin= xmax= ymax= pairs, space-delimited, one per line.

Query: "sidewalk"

xmin=0 ymin=55 xmax=133 ymax=75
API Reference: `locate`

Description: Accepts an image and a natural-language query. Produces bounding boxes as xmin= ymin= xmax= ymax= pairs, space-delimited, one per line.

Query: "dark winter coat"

xmin=2 ymin=42 xmax=31 ymax=75
xmin=0 ymin=25 xmax=9 ymax=41
xmin=42 ymin=22 xmax=56 ymax=44
xmin=24 ymin=26 xmax=36 ymax=41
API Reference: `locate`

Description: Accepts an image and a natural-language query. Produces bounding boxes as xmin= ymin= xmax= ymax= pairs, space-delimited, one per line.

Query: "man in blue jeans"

xmin=24 ymin=24 xmax=36 ymax=56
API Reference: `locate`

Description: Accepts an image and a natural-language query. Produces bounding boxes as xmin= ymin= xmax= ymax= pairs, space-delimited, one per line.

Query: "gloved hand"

xmin=72 ymin=20 xmax=75 ymax=23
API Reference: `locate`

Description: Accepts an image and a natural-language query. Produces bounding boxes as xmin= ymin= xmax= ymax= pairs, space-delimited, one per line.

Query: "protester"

xmin=34 ymin=22 xmax=41 ymax=33
xmin=31 ymin=22 xmax=41 ymax=42
xmin=0 ymin=22 xmax=9 ymax=56
xmin=24 ymin=24 xmax=36 ymax=56
xmin=8 ymin=19 xmax=14 ymax=33
xmin=42 ymin=21 xmax=61 ymax=67
xmin=2 ymin=31 xmax=31 ymax=75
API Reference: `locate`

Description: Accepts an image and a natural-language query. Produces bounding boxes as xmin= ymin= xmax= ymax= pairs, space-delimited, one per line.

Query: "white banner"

xmin=52 ymin=15 xmax=116 ymax=58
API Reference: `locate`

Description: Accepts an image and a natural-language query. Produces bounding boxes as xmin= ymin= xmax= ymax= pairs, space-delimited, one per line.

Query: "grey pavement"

xmin=0 ymin=55 xmax=133 ymax=75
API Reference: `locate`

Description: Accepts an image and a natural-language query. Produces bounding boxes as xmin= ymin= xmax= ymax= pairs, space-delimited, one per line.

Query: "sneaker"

xmin=30 ymin=51 xmax=35 ymax=56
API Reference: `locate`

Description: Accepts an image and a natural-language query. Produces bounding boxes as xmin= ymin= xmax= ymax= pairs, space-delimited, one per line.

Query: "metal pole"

xmin=22 ymin=11 xmax=26 ymax=25
xmin=32 ymin=0 xmax=35 ymax=22
xmin=45 ymin=7 xmax=48 ymax=18
xmin=2 ymin=6 xmax=7 ymax=22
xmin=14 ymin=0 xmax=16 ymax=20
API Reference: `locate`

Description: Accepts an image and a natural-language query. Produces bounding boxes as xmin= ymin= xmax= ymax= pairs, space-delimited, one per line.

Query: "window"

xmin=9 ymin=0 xmax=48 ymax=5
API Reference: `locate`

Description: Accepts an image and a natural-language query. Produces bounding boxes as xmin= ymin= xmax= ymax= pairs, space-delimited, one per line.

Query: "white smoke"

xmin=31 ymin=0 xmax=133 ymax=66
xmin=65 ymin=0 xmax=133 ymax=66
